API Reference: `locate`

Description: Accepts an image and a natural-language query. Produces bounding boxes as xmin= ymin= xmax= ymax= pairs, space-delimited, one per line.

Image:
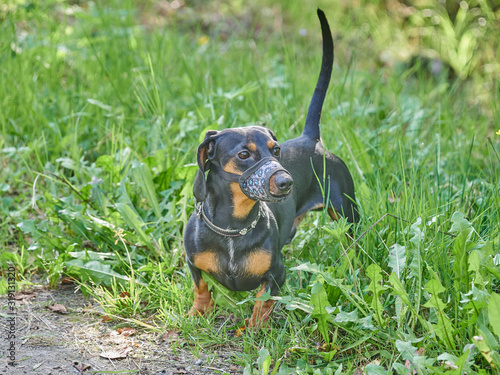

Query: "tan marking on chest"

xmin=245 ymin=250 xmax=272 ymax=276
xmin=193 ymin=251 xmax=219 ymax=274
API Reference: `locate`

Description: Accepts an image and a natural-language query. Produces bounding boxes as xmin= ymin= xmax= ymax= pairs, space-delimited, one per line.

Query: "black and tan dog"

xmin=184 ymin=9 xmax=358 ymax=328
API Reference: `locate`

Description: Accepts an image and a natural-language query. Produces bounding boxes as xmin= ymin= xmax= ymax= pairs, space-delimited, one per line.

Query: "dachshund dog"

xmin=184 ymin=9 xmax=358 ymax=328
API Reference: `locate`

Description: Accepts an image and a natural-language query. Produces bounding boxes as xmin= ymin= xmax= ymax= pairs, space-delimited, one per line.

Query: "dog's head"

xmin=193 ymin=126 xmax=293 ymax=204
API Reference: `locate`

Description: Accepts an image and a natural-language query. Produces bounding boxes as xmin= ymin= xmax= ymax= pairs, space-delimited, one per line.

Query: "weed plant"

xmin=1 ymin=0 xmax=500 ymax=373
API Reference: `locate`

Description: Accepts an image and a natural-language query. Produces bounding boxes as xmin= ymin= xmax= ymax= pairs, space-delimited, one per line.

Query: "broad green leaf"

xmin=364 ymin=364 xmax=389 ymax=375
xmin=115 ymin=202 xmax=152 ymax=249
xmin=468 ymin=250 xmax=480 ymax=272
xmin=334 ymin=309 xmax=359 ymax=323
xmin=366 ymin=264 xmax=388 ymax=327
xmin=96 ymin=154 xmax=122 ymax=182
xmin=449 ymin=211 xmax=472 ymax=234
xmin=451 ymin=222 xmax=473 ymax=293
xmin=366 ymin=263 xmax=383 ymax=285
xmin=434 ymin=315 xmax=455 ymax=350
xmin=472 ymin=331 xmax=500 ymax=370
xmin=395 ymin=340 xmax=416 ymax=361
xmin=437 ymin=350 xmax=474 ymax=375
xmin=389 ymin=273 xmax=412 ymax=308
xmin=257 ymin=347 xmax=271 ymax=375
xmin=423 ymin=279 xmax=448 ymax=315
xmin=290 ymin=262 xmax=323 ymax=274
xmin=131 ymin=161 xmax=161 ymax=219
xmin=485 ymin=265 xmax=500 ymax=280
xmin=468 ymin=250 xmax=485 ymax=288
xmin=409 ymin=217 xmax=423 ymax=249
xmin=311 ymin=281 xmax=332 ymax=343
xmin=17 ymin=220 xmax=44 ymax=239
xmin=488 ymin=293 xmax=500 ymax=340
xmin=388 ymin=243 xmax=406 ymax=278
xmin=424 ymin=279 xmax=455 ymax=349
xmin=55 ymin=157 xmax=77 ymax=170
xmin=65 ymin=259 xmax=130 ymax=285
xmin=359 ymin=315 xmax=376 ymax=331
xmin=392 ymin=363 xmax=411 ymax=375
xmin=276 ymin=363 xmax=290 ymax=375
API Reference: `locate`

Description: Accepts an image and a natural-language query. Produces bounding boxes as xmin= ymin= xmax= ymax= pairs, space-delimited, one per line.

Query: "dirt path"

xmin=1 ymin=284 xmax=242 ymax=374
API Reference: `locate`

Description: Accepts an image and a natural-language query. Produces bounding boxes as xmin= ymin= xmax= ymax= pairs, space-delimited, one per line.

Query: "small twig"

xmin=45 ymin=171 xmax=96 ymax=209
xmin=90 ymin=309 xmax=158 ymax=331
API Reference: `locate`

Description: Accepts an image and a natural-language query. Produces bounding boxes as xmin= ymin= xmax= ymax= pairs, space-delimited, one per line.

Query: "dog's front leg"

xmin=187 ymin=264 xmax=214 ymax=316
xmin=247 ymin=283 xmax=274 ymax=329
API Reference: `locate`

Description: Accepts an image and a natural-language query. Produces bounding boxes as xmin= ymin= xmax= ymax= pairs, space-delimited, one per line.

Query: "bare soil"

xmin=1 ymin=284 xmax=242 ymax=375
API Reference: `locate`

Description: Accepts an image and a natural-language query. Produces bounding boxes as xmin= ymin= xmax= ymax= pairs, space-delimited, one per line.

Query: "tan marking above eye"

xmin=247 ymin=143 xmax=257 ymax=151
xmin=245 ymin=250 xmax=272 ymax=276
xmin=193 ymin=251 xmax=219 ymax=274
xmin=267 ymin=140 xmax=275 ymax=149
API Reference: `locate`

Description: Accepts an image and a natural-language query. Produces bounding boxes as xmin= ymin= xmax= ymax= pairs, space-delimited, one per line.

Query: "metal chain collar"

xmin=196 ymin=200 xmax=265 ymax=237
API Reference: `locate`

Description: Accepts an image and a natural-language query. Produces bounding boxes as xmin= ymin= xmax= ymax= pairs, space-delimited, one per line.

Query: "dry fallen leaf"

xmin=61 ymin=276 xmax=76 ymax=284
xmin=235 ymin=326 xmax=245 ymax=337
xmin=119 ymin=291 xmax=131 ymax=298
xmin=101 ymin=315 xmax=113 ymax=322
xmin=117 ymin=327 xmax=137 ymax=336
xmin=99 ymin=347 xmax=132 ymax=360
xmin=14 ymin=293 xmax=35 ymax=300
xmin=46 ymin=303 xmax=68 ymax=314
xmin=73 ymin=362 xmax=90 ymax=372
xmin=161 ymin=329 xmax=180 ymax=342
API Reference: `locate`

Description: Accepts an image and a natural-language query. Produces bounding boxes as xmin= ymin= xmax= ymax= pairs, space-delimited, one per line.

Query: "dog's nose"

xmin=271 ymin=171 xmax=293 ymax=195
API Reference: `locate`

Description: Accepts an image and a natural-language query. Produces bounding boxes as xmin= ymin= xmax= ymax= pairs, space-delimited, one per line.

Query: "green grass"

xmin=1 ymin=0 xmax=500 ymax=373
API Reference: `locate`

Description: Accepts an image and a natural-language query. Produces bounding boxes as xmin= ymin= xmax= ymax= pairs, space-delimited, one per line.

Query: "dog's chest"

xmin=191 ymin=244 xmax=272 ymax=280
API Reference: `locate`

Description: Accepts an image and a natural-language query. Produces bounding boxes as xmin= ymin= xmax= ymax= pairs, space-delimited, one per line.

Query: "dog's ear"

xmin=266 ymin=128 xmax=278 ymax=142
xmin=193 ymin=130 xmax=219 ymax=202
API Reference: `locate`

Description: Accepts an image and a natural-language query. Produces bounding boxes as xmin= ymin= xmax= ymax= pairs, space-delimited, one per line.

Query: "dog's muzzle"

xmin=239 ymin=157 xmax=293 ymax=202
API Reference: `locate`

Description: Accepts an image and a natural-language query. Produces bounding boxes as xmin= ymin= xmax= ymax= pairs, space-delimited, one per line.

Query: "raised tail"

xmin=302 ymin=9 xmax=334 ymax=140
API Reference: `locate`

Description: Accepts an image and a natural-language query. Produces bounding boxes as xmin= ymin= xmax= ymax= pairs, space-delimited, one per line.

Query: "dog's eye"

xmin=272 ymin=146 xmax=281 ymax=157
xmin=238 ymin=151 xmax=250 ymax=159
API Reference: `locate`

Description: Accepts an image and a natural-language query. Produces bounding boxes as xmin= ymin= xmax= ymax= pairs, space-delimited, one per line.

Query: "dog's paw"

xmin=187 ymin=299 xmax=214 ymax=317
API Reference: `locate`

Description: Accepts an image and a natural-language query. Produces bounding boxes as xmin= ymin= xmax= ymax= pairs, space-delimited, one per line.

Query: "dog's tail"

xmin=302 ymin=9 xmax=334 ymax=141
